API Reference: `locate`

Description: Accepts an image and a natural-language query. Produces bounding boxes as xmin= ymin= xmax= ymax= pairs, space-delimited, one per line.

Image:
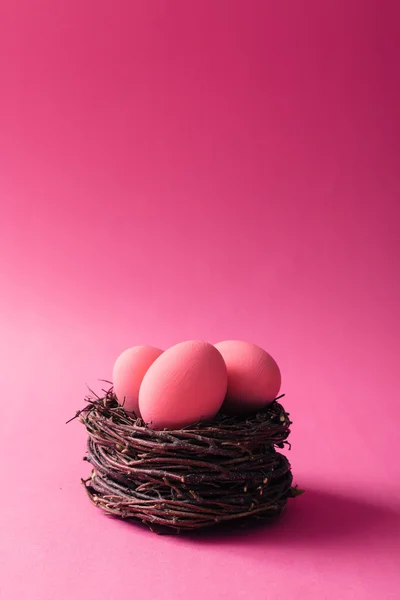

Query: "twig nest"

xmin=79 ymin=390 xmax=299 ymax=534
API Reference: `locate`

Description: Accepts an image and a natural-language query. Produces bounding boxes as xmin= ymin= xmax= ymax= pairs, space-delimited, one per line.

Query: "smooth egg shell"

xmin=139 ymin=340 xmax=228 ymax=429
xmin=112 ymin=346 xmax=163 ymax=414
xmin=214 ymin=340 xmax=281 ymax=415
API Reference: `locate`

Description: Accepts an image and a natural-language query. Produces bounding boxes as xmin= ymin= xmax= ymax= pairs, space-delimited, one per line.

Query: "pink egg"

xmin=214 ymin=340 xmax=281 ymax=415
xmin=139 ymin=340 xmax=228 ymax=430
xmin=112 ymin=346 xmax=163 ymax=414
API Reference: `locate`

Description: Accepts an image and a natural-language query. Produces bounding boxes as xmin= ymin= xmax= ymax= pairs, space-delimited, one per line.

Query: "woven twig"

xmin=76 ymin=389 xmax=298 ymax=533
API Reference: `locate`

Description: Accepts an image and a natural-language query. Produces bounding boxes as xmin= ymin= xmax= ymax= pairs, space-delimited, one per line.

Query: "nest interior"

xmin=77 ymin=389 xmax=298 ymax=533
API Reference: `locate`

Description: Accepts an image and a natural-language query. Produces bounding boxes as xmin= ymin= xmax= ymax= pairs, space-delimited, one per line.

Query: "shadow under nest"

xmin=76 ymin=388 xmax=300 ymax=534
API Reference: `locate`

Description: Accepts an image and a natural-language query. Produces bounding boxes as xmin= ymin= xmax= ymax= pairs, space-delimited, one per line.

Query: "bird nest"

xmin=74 ymin=387 xmax=300 ymax=534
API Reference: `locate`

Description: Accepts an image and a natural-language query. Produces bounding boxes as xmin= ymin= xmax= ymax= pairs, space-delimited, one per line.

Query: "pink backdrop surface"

xmin=1 ymin=1 xmax=399 ymax=599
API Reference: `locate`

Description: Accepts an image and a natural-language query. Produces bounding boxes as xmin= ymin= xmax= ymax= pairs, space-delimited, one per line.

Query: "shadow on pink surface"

xmin=183 ymin=487 xmax=400 ymax=549
xmin=268 ymin=487 xmax=400 ymax=545
xmin=114 ymin=487 xmax=400 ymax=550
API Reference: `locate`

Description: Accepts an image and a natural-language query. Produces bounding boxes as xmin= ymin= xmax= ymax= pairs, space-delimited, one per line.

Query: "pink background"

xmin=1 ymin=1 xmax=399 ymax=599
